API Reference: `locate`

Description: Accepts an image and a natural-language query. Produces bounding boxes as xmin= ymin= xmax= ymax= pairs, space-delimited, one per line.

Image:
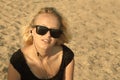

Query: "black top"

xmin=10 ymin=45 xmax=74 ymax=80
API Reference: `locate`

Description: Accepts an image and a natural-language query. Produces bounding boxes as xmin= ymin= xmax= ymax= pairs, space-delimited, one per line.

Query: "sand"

xmin=0 ymin=0 xmax=120 ymax=80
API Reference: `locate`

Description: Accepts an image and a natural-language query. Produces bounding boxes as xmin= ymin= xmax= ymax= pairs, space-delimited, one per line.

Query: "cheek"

xmin=32 ymin=30 xmax=41 ymax=42
xmin=32 ymin=29 xmax=37 ymax=35
xmin=51 ymin=39 xmax=57 ymax=45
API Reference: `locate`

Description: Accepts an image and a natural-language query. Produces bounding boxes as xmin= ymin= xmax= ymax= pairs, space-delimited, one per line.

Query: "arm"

xmin=64 ymin=58 xmax=75 ymax=80
xmin=7 ymin=64 xmax=21 ymax=80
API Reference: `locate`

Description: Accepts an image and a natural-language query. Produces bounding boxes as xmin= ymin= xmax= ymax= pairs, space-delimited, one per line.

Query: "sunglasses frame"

xmin=33 ymin=25 xmax=63 ymax=38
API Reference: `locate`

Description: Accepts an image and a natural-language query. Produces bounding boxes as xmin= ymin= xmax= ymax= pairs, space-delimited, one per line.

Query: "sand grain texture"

xmin=0 ymin=0 xmax=120 ymax=80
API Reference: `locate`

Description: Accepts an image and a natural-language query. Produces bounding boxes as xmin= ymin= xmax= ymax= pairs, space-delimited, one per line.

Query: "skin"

xmin=8 ymin=13 xmax=74 ymax=80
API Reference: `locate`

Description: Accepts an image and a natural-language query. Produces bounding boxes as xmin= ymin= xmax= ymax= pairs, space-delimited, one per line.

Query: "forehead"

xmin=34 ymin=13 xmax=60 ymax=28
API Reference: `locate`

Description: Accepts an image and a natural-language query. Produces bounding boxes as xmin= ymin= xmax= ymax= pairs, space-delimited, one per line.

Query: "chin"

xmin=40 ymin=44 xmax=54 ymax=49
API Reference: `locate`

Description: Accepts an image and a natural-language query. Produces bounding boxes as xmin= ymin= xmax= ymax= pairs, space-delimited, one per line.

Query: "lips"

xmin=42 ymin=39 xmax=51 ymax=43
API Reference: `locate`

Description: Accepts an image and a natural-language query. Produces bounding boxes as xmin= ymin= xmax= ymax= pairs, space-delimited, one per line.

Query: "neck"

xmin=32 ymin=44 xmax=53 ymax=59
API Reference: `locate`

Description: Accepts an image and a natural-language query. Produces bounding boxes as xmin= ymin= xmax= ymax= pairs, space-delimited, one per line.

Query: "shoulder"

xmin=10 ymin=49 xmax=25 ymax=70
xmin=62 ymin=45 xmax=74 ymax=57
xmin=10 ymin=49 xmax=26 ymax=74
xmin=62 ymin=45 xmax=74 ymax=67
xmin=10 ymin=49 xmax=23 ymax=63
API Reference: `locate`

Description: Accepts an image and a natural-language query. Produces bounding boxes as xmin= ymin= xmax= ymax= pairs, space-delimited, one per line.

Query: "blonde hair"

xmin=22 ymin=7 xmax=71 ymax=46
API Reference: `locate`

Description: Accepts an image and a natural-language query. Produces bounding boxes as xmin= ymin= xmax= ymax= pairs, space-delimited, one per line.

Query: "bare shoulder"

xmin=8 ymin=64 xmax=21 ymax=80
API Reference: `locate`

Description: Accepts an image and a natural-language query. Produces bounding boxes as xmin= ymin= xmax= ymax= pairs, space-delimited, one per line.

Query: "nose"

xmin=44 ymin=31 xmax=51 ymax=38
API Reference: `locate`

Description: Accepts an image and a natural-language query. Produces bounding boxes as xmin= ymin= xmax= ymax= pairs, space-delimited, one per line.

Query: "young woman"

xmin=8 ymin=7 xmax=74 ymax=80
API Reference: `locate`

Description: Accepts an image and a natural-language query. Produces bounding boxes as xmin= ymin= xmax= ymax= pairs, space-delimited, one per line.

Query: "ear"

xmin=30 ymin=30 xmax=32 ymax=33
xmin=30 ymin=30 xmax=33 ymax=36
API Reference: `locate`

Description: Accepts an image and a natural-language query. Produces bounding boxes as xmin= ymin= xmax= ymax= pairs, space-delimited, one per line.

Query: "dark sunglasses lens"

xmin=36 ymin=26 xmax=48 ymax=35
xmin=35 ymin=25 xmax=62 ymax=38
xmin=50 ymin=29 xmax=62 ymax=38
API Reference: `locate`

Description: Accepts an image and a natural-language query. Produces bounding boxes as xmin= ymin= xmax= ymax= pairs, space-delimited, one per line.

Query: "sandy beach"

xmin=0 ymin=0 xmax=120 ymax=80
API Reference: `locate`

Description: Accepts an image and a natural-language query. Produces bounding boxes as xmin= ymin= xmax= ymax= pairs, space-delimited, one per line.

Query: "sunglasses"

xmin=33 ymin=25 xmax=63 ymax=38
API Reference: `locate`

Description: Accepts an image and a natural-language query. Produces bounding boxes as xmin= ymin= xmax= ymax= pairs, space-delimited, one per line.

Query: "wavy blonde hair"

xmin=22 ymin=7 xmax=71 ymax=46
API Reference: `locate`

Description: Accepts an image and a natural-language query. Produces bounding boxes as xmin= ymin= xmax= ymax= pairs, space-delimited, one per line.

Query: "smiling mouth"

xmin=42 ymin=39 xmax=51 ymax=43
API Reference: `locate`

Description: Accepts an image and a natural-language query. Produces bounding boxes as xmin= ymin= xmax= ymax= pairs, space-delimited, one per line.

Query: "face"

xmin=32 ymin=13 xmax=60 ymax=49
